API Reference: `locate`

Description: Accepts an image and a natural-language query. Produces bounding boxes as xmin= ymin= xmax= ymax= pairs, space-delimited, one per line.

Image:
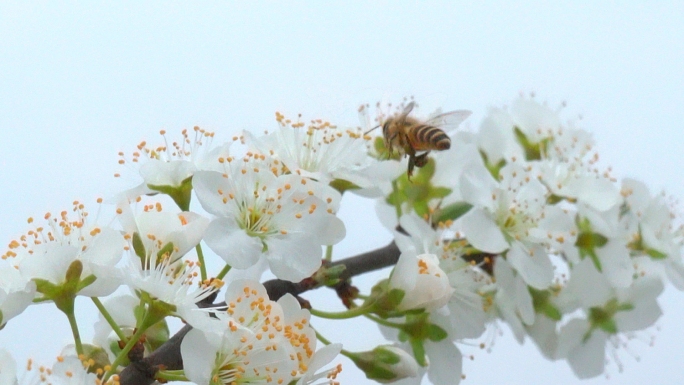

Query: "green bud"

xmin=350 ymin=345 xmax=419 ymax=383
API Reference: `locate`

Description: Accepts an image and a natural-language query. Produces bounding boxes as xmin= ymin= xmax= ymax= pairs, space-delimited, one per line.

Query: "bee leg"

xmin=414 ymin=152 xmax=430 ymax=168
xmin=407 ymin=155 xmax=416 ymax=181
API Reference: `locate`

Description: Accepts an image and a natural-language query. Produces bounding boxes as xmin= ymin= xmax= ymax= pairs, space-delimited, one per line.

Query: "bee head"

xmin=381 ymin=119 xmax=391 ymax=137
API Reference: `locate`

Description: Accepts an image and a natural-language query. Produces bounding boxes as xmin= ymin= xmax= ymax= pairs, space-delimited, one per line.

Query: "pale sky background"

xmin=1 ymin=2 xmax=684 ymax=385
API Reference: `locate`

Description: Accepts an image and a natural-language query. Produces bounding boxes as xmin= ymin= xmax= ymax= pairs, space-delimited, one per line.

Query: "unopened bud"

xmin=351 ymin=345 xmax=419 ymax=383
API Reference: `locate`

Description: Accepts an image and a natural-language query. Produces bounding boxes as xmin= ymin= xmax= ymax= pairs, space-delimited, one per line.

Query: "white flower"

xmin=556 ymin=318 xmax=608 ymax=379
xmin=475 ymin=96 xmax=621 ymax=212
xmin=475 ymin=106 xmax=518 ymax=164
xmin=423 ymin=340 xmax=463 ymax=385
xmin=556 ymin=259 xmax=663 ymax=378
xmin=50 ymin=356 xmax=102 ymax=385
xmin=621 ymin=178 xmax=684 ymax=288
xmin=123 ymin=252 xmax=218 ymax=321
xmin=474 ymin=97 xmax=563 ymax=163
xmin=181 ymin=326 xmax=296 ymax=385
xmin=389 ymin=252 xmax=453 ymax=312
xmin=459 ymin=163 xmax=554 ymax=289
xmin=527 ymin=204 xmax=579 ymax=263
xmin=245 ymin=114 xmax=376 ymax=188
xmin=395 ymin=213 xmax=488 ymax=339
xmin=430 ymin=132 xmax=485 ymax=206
xmin=575 ymin=203 xmax=635 ymax=288
xmin=295 ymin=343 xmax=343 ymax=385
xmin=0 ymin=351 xmax=112 ymax=385
xmin=116 ymin=127 xmax=229 ymax=195
xmin=5 ymin=203 xmax=125 ymax=298
xmin=431 ymin=267 xmax=490 ymax=340
xmin=0 ymin=349 xmax=17 ymax=384
xmin=0 ymin=261 xmax=35 ymax=329
xmin=525 ymin=313 xmax=560 ymax=360
xmin=193 ymin=155 xmax=346 ymax=282
xmin=183 ymin=280 xmax=339 ymax=385
xmin=493 ymin=257 xmax=535 ymax=342
xmin=117 ymin=202 xmax=210 ymax=263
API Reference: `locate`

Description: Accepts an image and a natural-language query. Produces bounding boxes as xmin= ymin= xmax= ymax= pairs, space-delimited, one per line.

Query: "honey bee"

xmin=369 ymin=101 xmax=471 ymax=179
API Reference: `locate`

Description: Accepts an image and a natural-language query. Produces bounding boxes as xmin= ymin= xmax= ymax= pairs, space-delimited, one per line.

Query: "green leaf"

xmin=546 ymin=194 xmax=564 ymax=205
xmin=386 ymin=158 xmax=454 ymax=218
xmin=426 ymin=323 xmax=448 ymax=342
xmin=588 ymin=300 xmax=620 ymax=335
xmin=575 ymin=232 xmax=608 ymax=249
xmin=145 ymin=318 xmax=170 ymax=351
xmin=597 ymin=319 xmax=618 ymax=334
xmin=529 ymin=287 xmax=562 ymax=321
xmin=156 ymin=242 xmax=175 ymax=262
xmin=479 ymin=149 xmax=507 ymax=180
xmin=647 ymin=248 xmax=668 ymax=260
xmin=433 ymin=202 xmax=473 ymax=224
xmin=385 ymin=288 xmax=406 ymax=309
xmin=148 ymin=176 xmax=193 ymax=211
xmin=369 ymin=283 xmax=406 ymax=316
xmin=329 ymin=178 xmax=360 ymax=194
xmin=409 ymin=338 xmax=428 ymax=366
xmin=514 ymin=126 xmax=550 ymax=161
xmin=77 ymin=274 xmax=97 ymax=292
xmin=575 ymin=220 xmax=608 ymax=272
xmin=586 ymin=248 xmax=603 ymax=272
xmin=33 ymin=278 xmax=60 ymax=296
xmin=132 ymin=232 xmax=146 ymax=262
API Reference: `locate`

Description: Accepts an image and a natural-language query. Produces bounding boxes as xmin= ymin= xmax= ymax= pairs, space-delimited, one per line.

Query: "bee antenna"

xmin=364 ymin=124 xmax=380 ymax=135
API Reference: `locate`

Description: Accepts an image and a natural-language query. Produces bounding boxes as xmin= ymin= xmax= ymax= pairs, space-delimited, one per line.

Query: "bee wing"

xmin=425 ymin=110 xmax=472 ymax=133
xmin=401 ymin=101 xmax=416 ymax=116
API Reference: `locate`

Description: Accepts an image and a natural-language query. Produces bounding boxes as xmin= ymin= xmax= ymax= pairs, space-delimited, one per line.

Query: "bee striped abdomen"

xmin=413 ymin=125 xmax=451 ymax=150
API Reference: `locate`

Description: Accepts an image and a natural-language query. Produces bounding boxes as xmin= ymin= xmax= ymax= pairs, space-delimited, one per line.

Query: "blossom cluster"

xmin=365 ymin=97 xmax=684 ymax=381
xmin=1 ymin=96 xmax=682 ymax=385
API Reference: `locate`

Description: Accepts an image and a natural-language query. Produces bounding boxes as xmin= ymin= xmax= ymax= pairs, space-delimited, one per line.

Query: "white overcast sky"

xmin=1 ymin=2 xmax=684 ymax=385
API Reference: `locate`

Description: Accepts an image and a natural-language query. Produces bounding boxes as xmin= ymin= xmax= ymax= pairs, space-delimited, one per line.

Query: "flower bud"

xmin=389 ymin=253 xmax=453 ymax=311
xmin=351 ymin=345 xmax=419 ymax=383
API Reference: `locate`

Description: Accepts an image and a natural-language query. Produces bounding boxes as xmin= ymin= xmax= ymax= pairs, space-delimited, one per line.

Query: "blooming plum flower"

xmin=4 ymin=202 xmax=125 ymax=298
xmin=245 ymin=114 xmax=377 ymax=188
xmin=0 ymin=261 xmax=35 ymax=329
xmin=117 ymin=201 xmax=210 ymax=264
xmin=182 ymin=280 xmax=342 ymax=385
xmin=193 ymin=154 xmax=345 ymax=282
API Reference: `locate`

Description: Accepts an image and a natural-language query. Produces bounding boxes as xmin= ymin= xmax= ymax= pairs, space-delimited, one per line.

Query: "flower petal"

xmin=460 ymin=208 xmax=508 ymax=253
xmin=204 ymin=218 xmax=263 ymax=269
